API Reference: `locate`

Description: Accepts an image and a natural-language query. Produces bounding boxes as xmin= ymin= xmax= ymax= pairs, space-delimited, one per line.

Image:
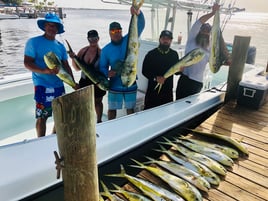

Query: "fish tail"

xmin=65 ymin=39 xmax=74 ymax=54
xmin=105 ymin=164 xmax=126 ymax=178
xmin=129 ymin=158 xmax=145 ymax=169
xmin=99 ymin=180 xmax=112 ymax=198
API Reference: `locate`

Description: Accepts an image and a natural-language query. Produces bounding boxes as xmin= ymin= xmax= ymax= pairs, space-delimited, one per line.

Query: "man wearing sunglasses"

xmin=99 ymin=5 xmax=145 ymax=120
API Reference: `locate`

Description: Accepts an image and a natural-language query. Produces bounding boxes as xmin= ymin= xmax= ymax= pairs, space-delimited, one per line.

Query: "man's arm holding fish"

xmin=99 ymin=5 xmax=145 ymax=79
xmin=24 ymin=55 xmax=59 ymax=75
xmin=199 ymin=3 xmax=220 ymax=24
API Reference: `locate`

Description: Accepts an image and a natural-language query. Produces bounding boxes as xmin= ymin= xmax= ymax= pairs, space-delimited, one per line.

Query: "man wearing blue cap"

xmin=24 ymin=13 xmax=77 ymax=137
xmin=176 ymin=3 xmax=224 ymax=99
xmin=99 ymin=5 xmax=145 ymax=120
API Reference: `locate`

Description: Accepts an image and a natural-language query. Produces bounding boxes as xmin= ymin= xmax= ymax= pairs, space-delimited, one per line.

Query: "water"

xmin=0 ymin=8 xmax=267 ymax=77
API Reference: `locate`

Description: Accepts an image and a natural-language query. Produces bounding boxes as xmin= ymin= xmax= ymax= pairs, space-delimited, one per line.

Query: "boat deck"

xmin=119 ymin=100 xmax=268 ymax=201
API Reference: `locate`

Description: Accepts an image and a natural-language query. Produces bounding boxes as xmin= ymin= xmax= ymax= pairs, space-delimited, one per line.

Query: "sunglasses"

xmin=110 ymin=29 xmax=122 ymax=34
xmin=88 ymin=37 xmax=99 ymax=42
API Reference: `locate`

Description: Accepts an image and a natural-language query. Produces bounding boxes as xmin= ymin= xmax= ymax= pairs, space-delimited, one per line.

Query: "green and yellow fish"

xmin=116 ymin=0 xmax=144 ymax=87
xmin=155 ymin=145 xmax=220 ymax=185
xmin=65 ymin=40 xmax=109 ymax=91
xmin=155 ymin=48 xmax=205 ymax=93
xmin=106 ymin=165 xmax=184 ymax=201
xmin=44 ymin=51 xmax=76 ymax=88
xmin=187 ymin=129 xmax=249 ymax=156
xmin=161 ymin=137 xmax=227 ymax=176
xmin=131 ymin=159 xmax=203 ymax=201
xmin=175 ymin=138 xmax=234 ymax=167
xmin=145 ymin=156 xmax=211 ymax=192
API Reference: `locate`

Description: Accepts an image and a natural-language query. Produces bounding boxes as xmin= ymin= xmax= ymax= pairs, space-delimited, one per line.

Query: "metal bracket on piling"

xmin=54 ymin=151 xmax=64 ymax=179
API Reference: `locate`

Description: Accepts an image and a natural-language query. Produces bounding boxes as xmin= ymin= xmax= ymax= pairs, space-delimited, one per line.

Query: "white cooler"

xmin=237 ymin=74 xmax=268 ymax=109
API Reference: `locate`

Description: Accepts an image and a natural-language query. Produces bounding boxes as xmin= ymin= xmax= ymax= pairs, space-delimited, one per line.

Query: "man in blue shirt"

xmin=99 ymin=5 xmax=145 ymax=120
xmin=24 ymin=13 xmax=77 ymax=137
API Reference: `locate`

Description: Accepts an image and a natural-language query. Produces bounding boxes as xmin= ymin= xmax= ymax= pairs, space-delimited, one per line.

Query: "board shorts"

xmin=108 ymin=90 xmax=137 ymax=110
xmin=34 ymin=86 xmax=65 ymax=119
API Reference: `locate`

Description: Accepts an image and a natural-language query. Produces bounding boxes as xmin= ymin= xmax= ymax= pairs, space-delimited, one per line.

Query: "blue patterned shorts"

xmin=34 ymin=86 xmax=65 ymax=118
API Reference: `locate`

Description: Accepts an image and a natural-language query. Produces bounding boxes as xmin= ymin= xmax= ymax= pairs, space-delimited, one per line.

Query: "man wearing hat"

xmin=176 ymin=3 xmax=227 ymax=100
xmin=142 ymin=30 xmax=179 ymax=110
xmin=99 ymin=5 xmax=145 ymax=120
xmin=24 ymin=13 xmax=77 ymax=137
xmin=70 ymin=29 xmax=106 ymax=123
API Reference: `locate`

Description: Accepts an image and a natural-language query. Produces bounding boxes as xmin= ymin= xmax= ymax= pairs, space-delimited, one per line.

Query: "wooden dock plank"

xmin=197 ymin=100 xmax=268 ymax=201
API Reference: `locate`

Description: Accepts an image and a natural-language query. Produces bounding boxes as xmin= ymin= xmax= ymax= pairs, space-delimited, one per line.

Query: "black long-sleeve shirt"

xmin=142 ymin=47 xmax=179 ymax=109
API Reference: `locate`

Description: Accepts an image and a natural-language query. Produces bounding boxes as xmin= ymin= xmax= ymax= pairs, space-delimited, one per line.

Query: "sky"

xmin=54 ymin=0 xmax=268 ymax=13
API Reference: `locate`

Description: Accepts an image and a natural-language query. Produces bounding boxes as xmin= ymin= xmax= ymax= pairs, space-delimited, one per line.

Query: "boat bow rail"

xmin=0 ymin=88 xmax=225 ymax=201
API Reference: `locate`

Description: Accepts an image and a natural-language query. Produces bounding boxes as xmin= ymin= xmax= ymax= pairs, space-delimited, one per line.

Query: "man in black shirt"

xmin=142 ymin=30 xmax=179 ymax=110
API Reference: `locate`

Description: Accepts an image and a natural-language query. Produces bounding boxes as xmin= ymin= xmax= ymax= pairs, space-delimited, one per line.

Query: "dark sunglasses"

xmin=88 ymin=37 xmax=99 ymax=42
xmin=110 ymin=29 xmax=122 ymax=35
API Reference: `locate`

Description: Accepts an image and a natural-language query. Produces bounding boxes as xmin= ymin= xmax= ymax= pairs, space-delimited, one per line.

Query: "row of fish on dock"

xmin=99 ymin=129 xmax=249 ymax=201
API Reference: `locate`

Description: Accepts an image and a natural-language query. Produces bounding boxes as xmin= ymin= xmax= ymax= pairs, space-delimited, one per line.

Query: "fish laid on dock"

xmin=100 ymin=181 xmax=125 ymax=201
xmin=116 ymin=0 xmax=144 ymax=87
xmin=131 ymin=159 xmax=203 ymax=201
xmin=110 ymin=183 xmax=152 ymax=201
xmin=155 ymin=145 xmax=221 ymax=185
xmin=177 ymin=136 xmax=239 ymax=159
xmin=106 ymin=165 xmax=184 ymax=201
xmin=145 ymin=156 xmax=211 ymax=192
xmin=155 ymin=48 xmax=205 ymax=93
xmin=186 ymin=129 xmax=249 ymax=156
xmin=175 ymin=138 xmax=234 ymax=167
xmin=161 ymin=138 xmax=227 ymax=176
xmin=44 ymin=51 xmax=76 ymax=88
xmin=65 ymin=40 xmax=109 ymax=91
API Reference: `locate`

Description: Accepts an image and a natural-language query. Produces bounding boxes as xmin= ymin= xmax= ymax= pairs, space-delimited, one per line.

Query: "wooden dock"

xmin=119 ymin=100 xmax=268 ymax=201
xmin=199 ymin=100 xmax=268 ymax=201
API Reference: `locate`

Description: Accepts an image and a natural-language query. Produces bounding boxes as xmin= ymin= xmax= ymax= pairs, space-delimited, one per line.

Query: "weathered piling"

xmin=52 ymin=85 xmax=99 ymax=201
xmin=224 ymin=36 xmax=251 ymax=103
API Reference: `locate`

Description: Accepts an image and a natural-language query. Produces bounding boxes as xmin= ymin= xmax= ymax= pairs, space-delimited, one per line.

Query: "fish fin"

xmin=105 ymin=164 xmax=126 ymax=178
xmin=129 ymin=158 xmax=145 ymax=169
xmin=65 ymin=39 xmax=74 ymax=54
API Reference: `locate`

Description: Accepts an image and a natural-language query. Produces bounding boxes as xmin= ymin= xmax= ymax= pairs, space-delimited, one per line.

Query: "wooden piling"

xmin=52 ymin=85 xmax=99 ymax=201
xmin=224 ymin=36 xmax=251 ymax=103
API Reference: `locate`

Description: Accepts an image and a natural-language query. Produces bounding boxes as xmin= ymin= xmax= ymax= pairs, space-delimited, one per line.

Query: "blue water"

xmin=0 ymin=8 xmax=267 ymax=77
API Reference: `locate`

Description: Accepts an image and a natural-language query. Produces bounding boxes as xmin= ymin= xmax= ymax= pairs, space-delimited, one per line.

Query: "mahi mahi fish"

xmin=161 ymin=137 xmax=227 ymax=176
xmin=131 ymin=159 xmax=203 ymax=201
xmin=115 ymin=0 xmax=144 ymax=87
xmin=110 ymin=183 xmax=152 ymax=201
xmin=187 ymin=128 xmax=249 ymax=156
xmin=209 ymin=0 xmax=230 ymax=73
xmin=144 ymin=156 xmax=211 ymax=192
xmin=175 ymin=138 xmax=234 ymax=167
xmin=100 ymin=180 xmax=124 ymax=201
xmin=155 ymin=145 xmax=220 ymax=185
xmin=44 ymin=51 xmax=76 ymax=88
xmin=106 ymin=165 xmax=184 ymax=201
xmin=178 ymin=136 xmax=239 ymax=159
xmin=65 ymin=40 xmax=109 ymax=91
xmin=155 ymin=48 xmax=205 ymax=93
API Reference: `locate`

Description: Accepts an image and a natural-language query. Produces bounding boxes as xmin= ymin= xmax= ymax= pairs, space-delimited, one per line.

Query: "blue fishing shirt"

xmin=24 ymin=35 xmax=67 ymax=88
xmin=99 ymin=11 xmax=145 ymax=92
